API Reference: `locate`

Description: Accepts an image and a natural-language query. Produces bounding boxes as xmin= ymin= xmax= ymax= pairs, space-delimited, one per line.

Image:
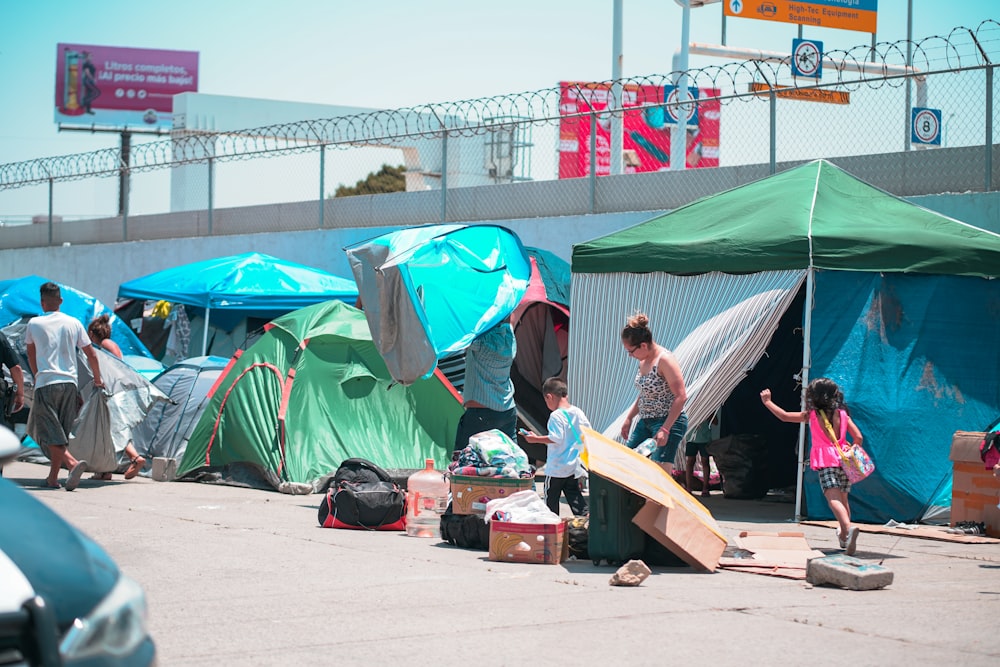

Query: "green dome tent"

xmin=177 ymin=300 xmax=462 ymax=491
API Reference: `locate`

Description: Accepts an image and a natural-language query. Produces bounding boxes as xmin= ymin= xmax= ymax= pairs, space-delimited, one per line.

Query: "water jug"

xmin=406 ymin=459 xmax=449 ymax=538
xmin=634 ymin=438 xmax=657 ymax=458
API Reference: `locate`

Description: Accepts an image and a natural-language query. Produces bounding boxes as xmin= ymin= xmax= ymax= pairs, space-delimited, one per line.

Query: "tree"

xmin=333 ymin=164 xmax=406 ymax=198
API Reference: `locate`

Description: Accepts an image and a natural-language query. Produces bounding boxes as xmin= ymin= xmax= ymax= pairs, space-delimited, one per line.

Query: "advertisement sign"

xmin=558 ymin=82 xmax=720 ymax=179
xmin=724 ymin=0 xmax=878 ymax=34
xmin=55 ymin=43 xmax=199 ymax=129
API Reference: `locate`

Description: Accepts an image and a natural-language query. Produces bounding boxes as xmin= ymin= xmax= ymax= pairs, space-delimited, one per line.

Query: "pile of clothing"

xmin=448 ymin=429 xmax=534 ymax=479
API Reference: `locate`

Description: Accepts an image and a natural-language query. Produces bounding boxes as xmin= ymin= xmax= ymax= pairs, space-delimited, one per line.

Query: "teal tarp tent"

xmin=570 ymin=160 xmax=1000 ymax=524
xmin=177 ymin=301 xmax=462 ymax=491
xmin=118 ymin=252 xmax=358 ymax=356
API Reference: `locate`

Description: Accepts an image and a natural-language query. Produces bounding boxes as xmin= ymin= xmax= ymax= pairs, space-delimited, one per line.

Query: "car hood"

xmin=0 ymin=478 xmax=119 ymax=630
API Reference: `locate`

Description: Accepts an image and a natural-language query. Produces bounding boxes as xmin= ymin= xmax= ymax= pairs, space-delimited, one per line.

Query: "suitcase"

xmin=588 ymin=472 xmax=647 ymax=566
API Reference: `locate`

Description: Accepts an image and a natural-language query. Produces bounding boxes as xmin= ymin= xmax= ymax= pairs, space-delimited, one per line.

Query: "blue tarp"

xmin=117 ymin=252 xmax=359 ymax=332
xmin=804 ymin=271 xmax=1000 ymax=523
xmin=0 ymin=275 xmax=151 ymax=358
xmin=346 ymin=225 xmax=531 ymax=384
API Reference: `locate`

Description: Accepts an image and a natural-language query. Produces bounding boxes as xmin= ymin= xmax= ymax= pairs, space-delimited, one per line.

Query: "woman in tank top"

xmin=620 ymin=312 xmax=688 ymax=474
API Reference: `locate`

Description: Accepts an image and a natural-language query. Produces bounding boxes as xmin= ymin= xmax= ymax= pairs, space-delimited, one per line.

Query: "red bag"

xmin=980 ymin=431 xmax=1000 ymax=470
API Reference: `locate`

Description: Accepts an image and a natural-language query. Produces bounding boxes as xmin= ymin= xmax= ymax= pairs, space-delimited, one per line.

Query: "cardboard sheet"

xmin=582 ymin=428 xmax=727 ymax=571
xmin=718 ymin=531 xmax=825 ymax=579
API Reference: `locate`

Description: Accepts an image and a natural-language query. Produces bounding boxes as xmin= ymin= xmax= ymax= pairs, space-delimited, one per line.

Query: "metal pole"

xmin=670 ymin=2 xmax=692 ymax=172
xmin=47 ymin=178 xmax=54 ymax=247
xmin=118 ymin=130 xmax=131 ymax=216
xmin=904 ymin=0 xmax=913 ymax=151
xmin=207 ymin=158 xmax=214 ymax=235
xmin=721 ymin=10 xmax=727 ymax=46
xmin=202 ymin=307 xmax=211 ymax=356
xmin=769 ymin=89 xmax=777 ymax=174
xmin=589 ymin=111 xmax=597 ymax=213
xmin=610 ymin=0 xmax=624 ymax=176
xmin=318 ymin=144 xmax=326 ymax=229
xmin=793 ymin=267 xmax=815 ymax=522
xmin=987 ymin=66 xmax=994 ymax=192
xmin=441 ymin=131 xmax=448 ymax=222
xmin=121 ymin=166 xmax=129 ymax=242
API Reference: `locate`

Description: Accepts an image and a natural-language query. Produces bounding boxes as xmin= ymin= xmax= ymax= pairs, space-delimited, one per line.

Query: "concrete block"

xmin=151 ymin=457 xmax=177 ymax=482
xmin=806 ymin=555 xmax=893 ymax=591
xmin=609 ymin=559 xmax=652 ymax=587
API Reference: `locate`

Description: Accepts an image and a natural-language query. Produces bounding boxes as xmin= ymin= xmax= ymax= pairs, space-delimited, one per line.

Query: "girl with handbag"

xmin=760 ymin=378 xmax=864 ymax=555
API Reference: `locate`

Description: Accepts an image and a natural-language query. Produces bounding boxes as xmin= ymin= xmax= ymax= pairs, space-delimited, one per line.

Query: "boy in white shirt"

xmin=522 ymin=377 xmax=589 ymax=516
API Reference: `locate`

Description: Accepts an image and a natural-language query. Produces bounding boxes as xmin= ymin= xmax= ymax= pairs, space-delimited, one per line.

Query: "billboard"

xmin=723 ymin=0 xmax=878 ymax=34
xmin=55 ymin=43 xmax=199 ymax=129
xmin=558 ymin=82 xmax=720 ymax=179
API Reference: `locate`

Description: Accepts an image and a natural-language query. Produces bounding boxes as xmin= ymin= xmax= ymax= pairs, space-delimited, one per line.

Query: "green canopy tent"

xmin=177 ymin=300 xmax=462 ymax=492
xmin=571 ymin=159 xmax=1000 ymax=523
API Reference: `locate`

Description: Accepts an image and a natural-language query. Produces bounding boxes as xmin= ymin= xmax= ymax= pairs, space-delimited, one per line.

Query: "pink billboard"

xmin=55 ymin=43 xmax=199 ymax=129
xmin=558 ymin=81 xmax=720 ymax=178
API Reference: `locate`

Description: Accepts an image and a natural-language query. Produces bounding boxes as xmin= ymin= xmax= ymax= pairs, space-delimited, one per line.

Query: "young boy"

xmin=522 ymin=377 xmax=589 ymax=517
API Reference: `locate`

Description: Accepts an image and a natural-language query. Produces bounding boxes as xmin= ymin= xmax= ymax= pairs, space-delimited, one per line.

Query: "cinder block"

xmin=806 ymin=555 xmax=893 ymax=591
xmin=151 ymin=457 xmax=177 ymax=482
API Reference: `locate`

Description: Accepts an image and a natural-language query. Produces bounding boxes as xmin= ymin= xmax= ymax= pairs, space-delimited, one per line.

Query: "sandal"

xmin=124 ymin=456 xmax=145 ymax=480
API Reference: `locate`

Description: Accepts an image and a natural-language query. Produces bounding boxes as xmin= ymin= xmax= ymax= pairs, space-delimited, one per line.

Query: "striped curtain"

xmin=568 ymin=270 xmax=806 ymax=443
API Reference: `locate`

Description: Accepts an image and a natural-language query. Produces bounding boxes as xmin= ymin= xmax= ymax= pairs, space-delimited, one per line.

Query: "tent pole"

xmin=202 ymin=307 xmax=211 ymax=356
xmin=794 ymin=267 xmax=815 ymax=523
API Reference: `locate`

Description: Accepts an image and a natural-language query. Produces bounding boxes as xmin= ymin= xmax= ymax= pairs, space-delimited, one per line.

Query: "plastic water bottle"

xmin=634 ymin=438 xmax=657 ymax=458
xmin=406 ymin=459 xmax=449 ymax=538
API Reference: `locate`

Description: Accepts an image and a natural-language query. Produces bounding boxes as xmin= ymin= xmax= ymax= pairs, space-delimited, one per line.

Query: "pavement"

xmin=6 ymin=459 xmax=1000 ymax=666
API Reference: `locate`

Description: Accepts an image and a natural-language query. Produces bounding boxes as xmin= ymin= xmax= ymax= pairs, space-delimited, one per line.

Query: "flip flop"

xmin=65 ymin=461 xmax=88 ymax=491
xmin=124 ymin=456 xmax=146 ymax=480
xmin=43 ymin=480 xmax=62 ymax=489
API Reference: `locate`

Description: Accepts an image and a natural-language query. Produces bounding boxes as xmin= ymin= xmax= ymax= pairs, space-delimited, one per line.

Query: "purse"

xmin=819 ymin=411 xmax=874 ymax=484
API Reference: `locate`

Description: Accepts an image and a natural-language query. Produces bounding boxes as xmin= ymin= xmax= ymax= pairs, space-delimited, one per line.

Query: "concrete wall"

xmin=2 ymin=147 xmax=998 ymax=309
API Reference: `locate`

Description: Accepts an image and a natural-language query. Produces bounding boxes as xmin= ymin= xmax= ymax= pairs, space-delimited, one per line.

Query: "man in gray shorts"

xmin=25 ymin=282 xmax=105 ymax=490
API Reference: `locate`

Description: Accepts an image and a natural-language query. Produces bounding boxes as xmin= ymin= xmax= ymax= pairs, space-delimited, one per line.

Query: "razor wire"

xmin=1 ymin=20 xmax=998 ymax=190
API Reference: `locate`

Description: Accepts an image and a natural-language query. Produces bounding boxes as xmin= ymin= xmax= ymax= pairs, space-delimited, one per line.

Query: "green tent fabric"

xmin=177 ymin=300 xmax=462 ymax=491
xmin=573 ymin=160 xmax=1000 ymax=277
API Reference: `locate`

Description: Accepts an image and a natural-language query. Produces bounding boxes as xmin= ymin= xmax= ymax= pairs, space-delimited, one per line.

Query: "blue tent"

xmin=0 ymin=275 xmax=151 ymax=358
xmin=345 ymin=225 xmax=531 ymax=384
xmin=117 ymin=252 xmax=358 ymax=355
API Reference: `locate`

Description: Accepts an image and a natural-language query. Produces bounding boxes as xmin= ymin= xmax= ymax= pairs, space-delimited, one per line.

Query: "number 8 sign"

xmin=911 ymin=107 xmax=942 ymax=146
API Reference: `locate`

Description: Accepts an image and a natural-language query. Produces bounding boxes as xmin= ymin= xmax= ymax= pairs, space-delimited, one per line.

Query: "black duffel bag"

xmin=318 ymin=480 xmax=407 ymax=531
xmin=439 ymin=503 xmax=490 ymax=550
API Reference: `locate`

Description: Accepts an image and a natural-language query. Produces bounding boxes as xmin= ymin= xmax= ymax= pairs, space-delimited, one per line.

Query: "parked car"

xmin=0 ymin=427 xmax=155 ymax=666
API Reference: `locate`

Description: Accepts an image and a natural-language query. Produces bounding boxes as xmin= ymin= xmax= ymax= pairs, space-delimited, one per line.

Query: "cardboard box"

xmin=948 ymin=431 xmax=1000 ymax=537
xmin=632 ymin=501 xmax=727 ymax=572
xmin=450 ymin=475 xmax=535 ymax=515
xmin=488 ymin=520 xmax=565 ymax=564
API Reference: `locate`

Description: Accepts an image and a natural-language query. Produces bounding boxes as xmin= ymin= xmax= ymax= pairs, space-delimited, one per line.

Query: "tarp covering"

xmin=573 ymin=160 xmax=1000 ymax=277
xmin=805 ymin=271 xmax=1000 ymax=523
xmin=117 ymin=252 xmax=358 ymax=332
xmin=132 ymin=356 xmax=229 ymax=463
xmin=0 ymin=275 xmax=151 ymax=358
xmin=177 ymin=300 xmax=463 ymax=491
xmin=70 ymin=350 xmax=171 ymax=473
xmin=346 ymin=224 xmax=531 ymax=384
xmin=569 ymin=270 xmax=806 ymax=437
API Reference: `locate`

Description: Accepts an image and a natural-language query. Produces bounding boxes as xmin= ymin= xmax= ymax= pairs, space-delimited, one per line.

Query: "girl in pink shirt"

xmin=760 ymin=378 xmax=864 ymax=555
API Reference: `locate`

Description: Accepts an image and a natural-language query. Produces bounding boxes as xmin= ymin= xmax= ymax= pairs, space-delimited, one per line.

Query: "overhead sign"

xmin=791 ymin=39 xmax=823 ymax=78
xmin=911 ymin=107 xmax=942 ymax=146
xmin=557 ymin=82 xmax=721 ymax=178
xmin=55 ymin=43 xmax=199 ymax=130
xmin=748 ymin=82 xmax=850 ymax=105
xmin=724 ymin=0 xmax=878 ymax=34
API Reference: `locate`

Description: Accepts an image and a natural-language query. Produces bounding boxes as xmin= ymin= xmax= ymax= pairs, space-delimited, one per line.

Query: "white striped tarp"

xmin=568 ymin=270 xmax=806 ymax=444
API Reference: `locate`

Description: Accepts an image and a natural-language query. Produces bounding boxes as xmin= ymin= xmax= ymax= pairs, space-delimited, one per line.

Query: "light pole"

xmin=671 ymin=0 xmax=720 ymax=171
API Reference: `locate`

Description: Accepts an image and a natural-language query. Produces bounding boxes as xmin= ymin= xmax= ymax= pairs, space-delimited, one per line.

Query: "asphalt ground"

xmin=6 ymin=459 xmax=999 ymax=666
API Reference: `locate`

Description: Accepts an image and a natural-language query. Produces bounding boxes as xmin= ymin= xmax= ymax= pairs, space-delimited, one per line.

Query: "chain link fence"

xmin=1 ymin=23 xmax=998 ymax=248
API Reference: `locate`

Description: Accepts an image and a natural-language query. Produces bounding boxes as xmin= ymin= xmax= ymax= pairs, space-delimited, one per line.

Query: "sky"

xmin=0 ymin=0 xmax=996 ymax=213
